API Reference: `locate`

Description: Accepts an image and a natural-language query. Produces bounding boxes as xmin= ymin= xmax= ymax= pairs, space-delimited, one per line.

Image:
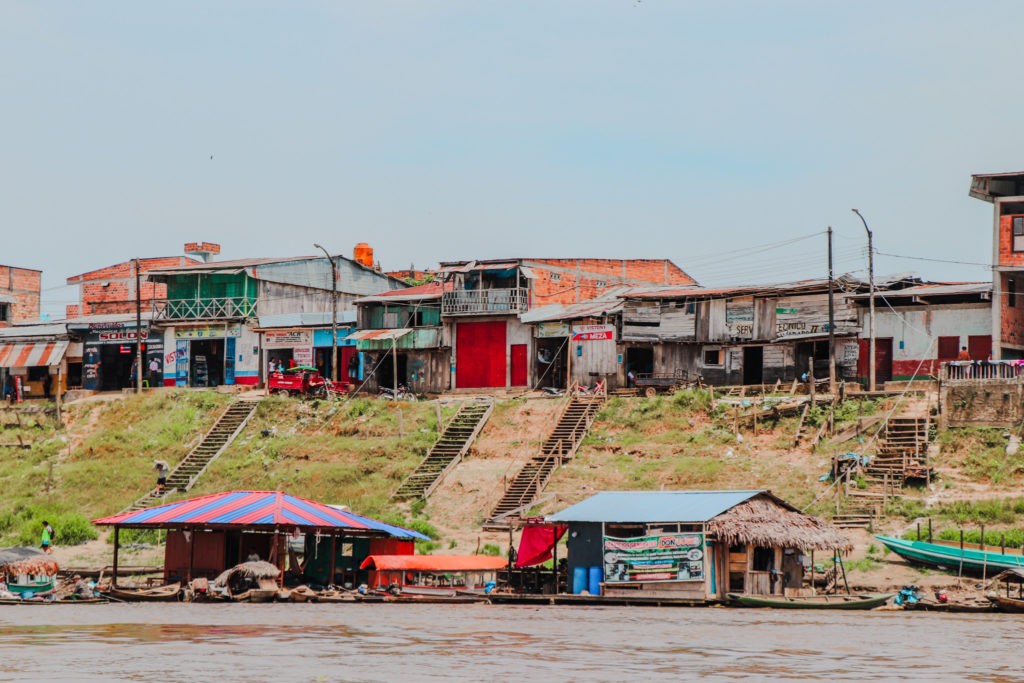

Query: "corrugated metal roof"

xmin=0 ymin=323 xmax=69 ymax=339
xmin=624 ymin=275 xmax=876 ymax=301
xmin=147 ymin=256 xmax=315 ymax=274
xmin=546 ymin=490 xmax=764 ymax=523
xmin=345 ymin=328 xmax=412 ymax=342
xmin=257 ymin=312 xmax=357 ymax=328
xmin=92 ymin=490 xmax=429 ymax=538
xmin=0 ymin=341 xmax=70 ymax=368
xmin=354 ymin=281 xmax=449 ymax=303
xmin=849 ymin=282 xmax=990 ymax=300
xmin=520 ymin=289 xmax=630 ymax=323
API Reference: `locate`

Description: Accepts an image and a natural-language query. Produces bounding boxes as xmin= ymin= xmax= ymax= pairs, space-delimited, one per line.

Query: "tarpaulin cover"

xmin=92 ymin=490 xmax=429 ymax=539
xmin=360 ymin=555 xmax=508 ymax=571
xmin=515 ymin=524 xmax=567 ymax=568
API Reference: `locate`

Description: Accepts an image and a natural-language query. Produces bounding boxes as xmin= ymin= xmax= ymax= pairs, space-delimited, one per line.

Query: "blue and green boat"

xmin=875 ymin=535 xmax=1024 ymax=575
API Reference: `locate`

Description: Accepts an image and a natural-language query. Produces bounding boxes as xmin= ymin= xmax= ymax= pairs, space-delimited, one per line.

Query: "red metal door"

xmin=937 ymin=336 xmax=960 ymax=361
xmin=968 ymin=335 xmax=992 ymax=360
xmin=510 ymin=344 xmax=528 ymax=386
xmin=858 ymin=338 xmax=894 ymax=383
xmin=456 ymin=321 xmax=507 ymax=388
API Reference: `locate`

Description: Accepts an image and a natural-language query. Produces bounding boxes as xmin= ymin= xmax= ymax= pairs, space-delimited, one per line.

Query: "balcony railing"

xmin=441 ymin=288 xmax=528 ymax=316
xmin=153 ymin=297 xmax=257 ymax=321
xmin=941 ymin=360 xmax=1023 ymax=382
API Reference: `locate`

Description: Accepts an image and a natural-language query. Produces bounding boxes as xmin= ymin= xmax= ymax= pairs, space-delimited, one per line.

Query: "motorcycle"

xmin=379 ymin=384 xmax=418 ymax=401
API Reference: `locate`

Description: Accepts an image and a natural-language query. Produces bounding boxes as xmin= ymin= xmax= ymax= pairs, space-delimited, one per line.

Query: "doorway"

xmin=98 ymin=343 xmax=137 ymax=391
xmin=626 ymin=347 xmax=654 ymax=377
xmin=742 ymin=346 xmax=763 ymax=385
xmin=535 ymin=337 xmax=567 ymax=389
xmin=190 ymin=339 xmax=224 ymax=387
xmin=376 ymin=351 xmax=408 ymax=390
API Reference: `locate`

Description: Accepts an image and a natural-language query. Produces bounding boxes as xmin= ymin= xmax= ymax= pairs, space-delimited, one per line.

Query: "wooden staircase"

xmin=833 ymin=414 xmax=930 ymax=529
xmin=483 ymin=391 xmax=605 ymax=530
xmin=392 ymin=399 xmax=494 ymax=501
xmin=124 ymin=399 xmax=260 ymax=511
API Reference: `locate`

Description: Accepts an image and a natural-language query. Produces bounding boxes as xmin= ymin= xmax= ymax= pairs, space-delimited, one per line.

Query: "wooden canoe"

xmin=727 ymin=592 xmax=893 ymax=610
xmin=988 ymin=594 xmax=1024 ymax=613
xmin=102 ymin=583 xmax=181 ymax=602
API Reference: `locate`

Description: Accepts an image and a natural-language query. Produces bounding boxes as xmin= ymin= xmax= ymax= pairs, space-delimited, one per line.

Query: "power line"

xmin=874 ymin=251 xmax=992 ymax=268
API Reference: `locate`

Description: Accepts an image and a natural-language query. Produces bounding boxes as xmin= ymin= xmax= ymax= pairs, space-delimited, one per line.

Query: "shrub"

xmin=478 ymin=543 xmax=501 ymax=556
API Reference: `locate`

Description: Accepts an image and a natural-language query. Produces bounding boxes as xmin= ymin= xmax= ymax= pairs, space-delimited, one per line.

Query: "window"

xmin=0 ymin=303 xmax=8 ymax=322
xmin=703 ymin=348 xmax=722 ymax=365
xmin=1014 ymin=217 xmax=1024 ymax=252
xmin=550 ymin=273 xmax=561 ymax=282
xmin=383 ymin=312 xmax=400 ymax=327
xmin=1010 ymin=278 xmax=1017 ymax=308
xmin=594 ymin=280 xmax=607 ymax=287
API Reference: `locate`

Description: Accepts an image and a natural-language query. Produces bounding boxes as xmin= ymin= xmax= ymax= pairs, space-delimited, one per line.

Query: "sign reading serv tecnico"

xmin=571 ymin=324 xmax=615 ymax=341
xmin=603 ymin=532 xmax=705 ymax=583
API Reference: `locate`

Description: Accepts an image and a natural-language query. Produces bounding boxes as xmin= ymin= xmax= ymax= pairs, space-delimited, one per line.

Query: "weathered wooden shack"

xmin=548 ymin=490 xmax=850 ymax=603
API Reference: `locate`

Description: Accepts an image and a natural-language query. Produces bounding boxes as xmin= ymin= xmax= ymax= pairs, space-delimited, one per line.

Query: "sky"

xmin=1 ymin=1 xmax=1020 ymax=317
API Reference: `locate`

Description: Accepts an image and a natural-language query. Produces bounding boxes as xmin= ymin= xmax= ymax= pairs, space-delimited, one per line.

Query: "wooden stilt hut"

xmin=548 ymin=490 xmax=850 ymax=603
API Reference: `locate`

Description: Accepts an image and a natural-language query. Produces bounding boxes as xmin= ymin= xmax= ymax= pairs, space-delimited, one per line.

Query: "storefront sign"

xmin=263 ymin=329 xmax=313 ymax=348
xmin=603 ymin=532 xmax=705 ymax=584
xmin=536 ymin=323 xmax=570 ymax=339
xmin=91 ymin=330 xmax=150 ymax=344
xmin=175 ymin=326 xmax=242 ymax=339
xmin=571 ymin=324 xmax=615 ymax=342
xmin=292 ymin=346 xmax=314 ymax=366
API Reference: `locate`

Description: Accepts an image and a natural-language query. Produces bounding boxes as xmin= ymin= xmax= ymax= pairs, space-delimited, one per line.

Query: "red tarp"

xmin=515 ymin=524 xmax=567 ymax=568
xmin=359 ymin=555 xmax=508 ymax=572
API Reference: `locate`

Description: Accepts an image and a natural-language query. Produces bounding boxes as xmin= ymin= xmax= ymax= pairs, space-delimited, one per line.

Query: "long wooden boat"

xmin=102 ymin=582 xmax=181 ymax=602
xmin=6 ymin=580 xmax=55 ymax=596
xmin=726 ymin=592 xmax=893 ymax=610
xmin=875 ymin=535 xmax=1024 ymax=575
xmin=0 ymin=597 xmax=109 ymax=605
xmin=986 ymin=595 xmax=1024 ymax=613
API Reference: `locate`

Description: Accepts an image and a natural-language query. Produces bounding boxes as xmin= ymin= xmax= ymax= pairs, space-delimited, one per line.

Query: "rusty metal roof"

xmin=849 ymin=282 xmax=990 ymax=301
xmin=520 ymin=289 xmax=629 ymax=323
xmin=354 ymin=281 xmax=450 ymax=303
xmin=344 ymin=328 xmax=413 ymax=342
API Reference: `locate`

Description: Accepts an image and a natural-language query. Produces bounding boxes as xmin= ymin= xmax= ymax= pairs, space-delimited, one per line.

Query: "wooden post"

xmin=328 ymin=533 xmax=337 ymax=588
xmin=55 ymin=365 xmax=62 ymax=424
xmin=435 ymin=402 xmax=442 ymax=434
xmin=810 ymin=550 xmax=814 ymax=595
xmin=928 ymin=518 xmax=932 ymax=543
xmin=187 ymin=528 xmax=195 ymax=583
xmin=808 ymin=357 xmax=815 ymax=404
xmin=398 ymin=409 xmax=404 ymax=440
xmin=112 ymin=525 xmax=120 ymax=588
xmin=273 ymin=528 xmax=283 ymax=587
xmin=552 ymin=531 xmax=558 ymax=595
xmin=916 ymin=522 xmax=921 ymax=541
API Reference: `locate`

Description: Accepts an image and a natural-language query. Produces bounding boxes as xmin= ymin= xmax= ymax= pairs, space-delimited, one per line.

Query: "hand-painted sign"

xmin=536 ymin=322 xmax=570 ymax=338
xmin=175 ymin=326 xmax=242 ymax=339
xmin=603 ymin=532 xmax=705 ymax=583
xmin=572 ymin=324 xmax=615 ymax=341
xmin=264 ymin=329 xmax=313 ymax=348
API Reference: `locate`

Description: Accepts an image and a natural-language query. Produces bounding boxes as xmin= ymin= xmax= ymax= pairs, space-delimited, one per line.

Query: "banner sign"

xmin=292 ymin=346 xmax=314 ymax=366
xmin=175 ymin=326 xmax=242 ymax=339
xmin=536 ymin=322 xmax=570 ymax=339
xmin=603 ymin=532 xmax=705 ymax=583
xmin=571 ymin=324 xmax=615 ymax=342
xmin=263 ymin=329 xmax=313 ymax=348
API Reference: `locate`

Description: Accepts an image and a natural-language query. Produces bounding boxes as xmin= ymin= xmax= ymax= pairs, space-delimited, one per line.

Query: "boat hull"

xmin=102 ymin=583 xmax=181 ymax=602
xmin=6 ymin=581 xmax=54 ymax=595
xmin=988 ymin=595 xmax=1024 ymax=613
xmin=727 ymin=592 xmax=893 ymax=610
xmin=875 ymin=535 xmax=1024 ymax=575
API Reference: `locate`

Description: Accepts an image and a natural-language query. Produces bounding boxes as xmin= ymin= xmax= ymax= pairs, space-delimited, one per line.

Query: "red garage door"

xmin=456 ymin=321 xmax=507 ymax=388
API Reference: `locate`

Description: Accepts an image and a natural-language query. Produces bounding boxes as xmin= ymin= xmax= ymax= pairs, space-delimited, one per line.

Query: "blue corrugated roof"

xmin=546 ymin=490 xmax=764 ymax=523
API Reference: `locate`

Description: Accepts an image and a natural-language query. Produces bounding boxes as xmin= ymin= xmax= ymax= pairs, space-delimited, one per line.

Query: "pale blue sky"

xmin=1 ymin=2 xmax=1018 ymax=315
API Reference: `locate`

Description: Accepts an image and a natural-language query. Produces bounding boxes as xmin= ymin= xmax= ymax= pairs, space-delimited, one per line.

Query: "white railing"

xmin=441 ymin=288 xmax=528 ymax=316
xmin=940 ymin=360 xmax=1023 ymax=382
xmin=153 ymin=297 xmax=257 ymax=320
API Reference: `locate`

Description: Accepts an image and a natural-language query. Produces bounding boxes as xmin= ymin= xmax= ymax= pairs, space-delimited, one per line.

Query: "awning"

xmin=0 ymin=340 xmax=69 ymax=368
xmin=359 ymin=554 xmax=508 ymax=572
xmin=344 ymin=328 xmax=412 ymax=342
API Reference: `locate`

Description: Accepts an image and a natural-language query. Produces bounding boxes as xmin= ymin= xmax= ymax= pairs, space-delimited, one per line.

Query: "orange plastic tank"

xmin=353 ymin=243 xmax=374 ymax=267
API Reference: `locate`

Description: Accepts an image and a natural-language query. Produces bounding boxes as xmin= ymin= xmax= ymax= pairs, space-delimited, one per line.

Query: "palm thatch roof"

xmin=706 ymin=496 xmax=852 ymax=551
xmin=212 ymin=560 xmax=280 ymax=588
xmin=0 ymin=548 xmax=59 ymax=579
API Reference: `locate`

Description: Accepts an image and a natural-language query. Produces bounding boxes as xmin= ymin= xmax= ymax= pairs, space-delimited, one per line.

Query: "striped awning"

xmin=92 ymin=490 xmax=430 ymax=539
xmin=0 ymin=340 xmax=69 ymax=368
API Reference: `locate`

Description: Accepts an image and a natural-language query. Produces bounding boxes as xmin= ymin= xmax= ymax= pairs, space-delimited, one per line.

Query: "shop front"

xmin=74 ymin=321 xmax=160 ymax=392
xmin=162 ymin=324 xmax=259 ymax=387
xmin=0 ymin=337 xmax=72 ymax=401
xmin=261 ymin=327 xmax=359 ymax=386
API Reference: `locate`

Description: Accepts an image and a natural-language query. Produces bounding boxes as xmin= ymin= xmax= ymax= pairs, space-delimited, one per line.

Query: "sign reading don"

xmin=603 ymin=532 xmax=705 ymax=583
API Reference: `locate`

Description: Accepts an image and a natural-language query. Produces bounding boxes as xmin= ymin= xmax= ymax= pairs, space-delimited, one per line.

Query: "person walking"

xmin=155 ymin=461 xmax=169 ymax=494
xmin=41 ymin=521 xmax=54 ymax=554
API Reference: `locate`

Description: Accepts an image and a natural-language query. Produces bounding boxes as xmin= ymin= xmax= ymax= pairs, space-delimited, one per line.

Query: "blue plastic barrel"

xmin=588 ymin=566 xmax=603 ymax=596
xmin=572 ymin=566 xmax=587 ymax=594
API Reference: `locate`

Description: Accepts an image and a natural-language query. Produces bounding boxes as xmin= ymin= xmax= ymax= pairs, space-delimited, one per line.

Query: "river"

xmin=1 ymin=604 xmax=1022 ymax=682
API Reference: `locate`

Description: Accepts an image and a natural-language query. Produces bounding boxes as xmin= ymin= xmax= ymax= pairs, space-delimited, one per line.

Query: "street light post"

xmin=852 ymin=209 xmax=875 ymax=392
xmin=313 ymin=243 xmax=339 ymax=384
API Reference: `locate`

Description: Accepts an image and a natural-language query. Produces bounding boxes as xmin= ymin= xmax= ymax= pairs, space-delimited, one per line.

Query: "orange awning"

xmin=0 ymin=341 xmax=69 ymax=368
xmin=359 ymin=554 xmax=507 ymax=572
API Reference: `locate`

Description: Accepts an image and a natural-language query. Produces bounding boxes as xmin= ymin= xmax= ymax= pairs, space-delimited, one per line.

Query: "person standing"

xmin=43 ymin=374 xmax=52 ymax=400
xmin=41 ymin=521 xmax=54 ymax=554
xmin=148 ymin=357 xmax=161 ymax=388
xmin=155 ymin=461 xmax=169 ymax=494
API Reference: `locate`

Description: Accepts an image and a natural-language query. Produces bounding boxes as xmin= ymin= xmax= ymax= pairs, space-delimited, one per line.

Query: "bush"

xmin=672 ymin=388 xmax=712 ymax=413
xmin=0 ymin=504 xmax=99 ymax=547
xmin=478 ymin=543 xmax=501 ymax=556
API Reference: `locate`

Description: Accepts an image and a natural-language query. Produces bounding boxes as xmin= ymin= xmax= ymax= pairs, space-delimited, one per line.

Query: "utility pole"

xmin=313 ymin=244 xmax=339 ymax=384
xmin=827 ymin=227 xmax=836 ymax=394
xmin=852 ymin=209 xmax=875 ymax=392
xmin=135 ymin=258 xmax=144 ymax=394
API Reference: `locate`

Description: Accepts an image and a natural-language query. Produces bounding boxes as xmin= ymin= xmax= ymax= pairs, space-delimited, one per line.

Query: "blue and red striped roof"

xmin=93 ymin=491 xmax=428 ymax=539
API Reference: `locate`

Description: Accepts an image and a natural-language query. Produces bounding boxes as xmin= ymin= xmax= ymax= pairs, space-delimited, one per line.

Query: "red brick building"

xmin=66 ymin=256 xmax=199 ymax=318
xmin=970 ymin=173 xmax=1024 ymax=358
xmin=0 ymin=264 xmax=41 ymax=327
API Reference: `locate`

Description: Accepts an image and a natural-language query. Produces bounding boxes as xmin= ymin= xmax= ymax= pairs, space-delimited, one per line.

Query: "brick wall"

xmin=998 ymin=215 xmax=1024 ymax=268
xmin=526 ymin=259 xmax=696 ymax=306
xmin=1000 ymin=272 xmax=1024 ymax=349
xmin=66 ymin=256 xmax=193 ymax=317
xmin=0 ymin=265 xmax=41 ymax=326
xmin=940 ymin=380 xmax=1024 ymax=427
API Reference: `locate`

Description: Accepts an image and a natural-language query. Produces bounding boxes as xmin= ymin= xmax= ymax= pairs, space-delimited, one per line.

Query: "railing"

xmin=153 ymin=297 xmax=257 ymax=320
xmin=441 ymin=287 xmax=528 ymax=316
xmin=940 ymin=360 xmax=1023 ymax=382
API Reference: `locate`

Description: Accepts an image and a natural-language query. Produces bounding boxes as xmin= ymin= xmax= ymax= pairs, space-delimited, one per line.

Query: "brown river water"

xmin=1 ymin=604 xmax=1022 ymax=683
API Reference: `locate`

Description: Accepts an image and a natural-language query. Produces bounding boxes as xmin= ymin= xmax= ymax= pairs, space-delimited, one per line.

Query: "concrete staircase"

xmin=483 ymin=393 xmax=604 ymax=530
xmin=392 ymin=399 xmax=494 ymax=501
xmin=124 ymin=398 xmax=260 ymax=512
xmin=833 ymin=413 xmax=931 ymax=529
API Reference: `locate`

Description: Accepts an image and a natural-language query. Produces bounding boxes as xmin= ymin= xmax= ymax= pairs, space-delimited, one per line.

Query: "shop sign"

xmin=603 ymin=532 xmax=705 ymax=584
xmin=264 ymin=329 xmax=313 ymax=348
xmin=175 ymin=326 xmax=242 ymax=339
xmin=292 ymin=346 xmax=314 ymax=366
xmin=571 ymin=324 xmax=615 ymax=342
xmin=91 ymin=330 xmax=150 ymax=344
xmin=536 ymin=322 xmax=570 ymax=338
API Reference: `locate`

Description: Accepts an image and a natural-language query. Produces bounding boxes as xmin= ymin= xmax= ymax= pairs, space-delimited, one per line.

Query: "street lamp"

xmin=852 ymin=209 xmax=876 ymax=392
xmin=313 ymin=243 xmax=339 ymax=384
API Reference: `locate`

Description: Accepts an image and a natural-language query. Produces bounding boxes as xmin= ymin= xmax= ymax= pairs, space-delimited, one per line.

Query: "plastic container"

xmin=353 ymin=243 xmax=374 ymax=268
xmin=588 ymin=566 xmax=603 ymax=596
xmin=572 ymin=566 xmax=587 ymax=594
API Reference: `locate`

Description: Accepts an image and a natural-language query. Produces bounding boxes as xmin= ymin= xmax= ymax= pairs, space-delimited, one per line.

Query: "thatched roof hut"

xmin=0 ymin=547 xmax=60 ymax=580
xmin=706 ymin=496 xmax=852 ymax=551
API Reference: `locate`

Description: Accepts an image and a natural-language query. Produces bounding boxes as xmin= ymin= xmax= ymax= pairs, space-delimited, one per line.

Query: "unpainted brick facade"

xmin=66 ymin=257 xmax=197 ymax=317
xmin=0 ymin=265 xmax=41 ymax=326
xmin=525 ymin=258 xmax=695 ymax=306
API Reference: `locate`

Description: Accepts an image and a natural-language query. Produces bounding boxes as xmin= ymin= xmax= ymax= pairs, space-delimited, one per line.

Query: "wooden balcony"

xmin=153 ymin=297 xmax=256 ymax=321
xmin=441 ymin=288 xmax=528 ymax=316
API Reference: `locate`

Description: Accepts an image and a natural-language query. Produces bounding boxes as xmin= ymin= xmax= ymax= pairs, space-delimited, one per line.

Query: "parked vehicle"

xmin=268 ymin=366 xmax=340 ymax=398
xmin=379 ymin=384 xmax=417 ymax=401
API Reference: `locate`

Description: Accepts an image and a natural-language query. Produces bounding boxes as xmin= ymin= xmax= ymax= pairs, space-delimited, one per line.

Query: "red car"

xmin=268 ymin=366 xmax=341 ymax=397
